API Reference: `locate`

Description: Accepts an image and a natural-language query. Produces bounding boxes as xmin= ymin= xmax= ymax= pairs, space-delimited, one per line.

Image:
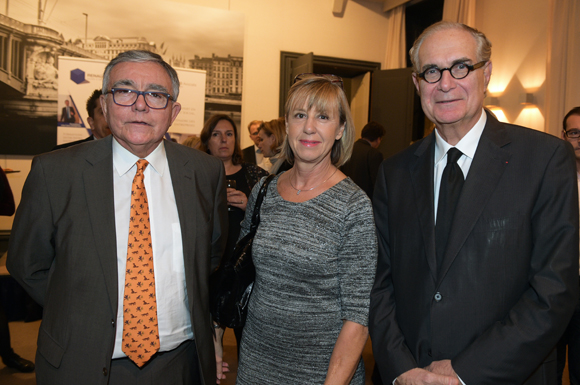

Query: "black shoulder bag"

xmin=209 ymin=174 xmax=275 ymax=328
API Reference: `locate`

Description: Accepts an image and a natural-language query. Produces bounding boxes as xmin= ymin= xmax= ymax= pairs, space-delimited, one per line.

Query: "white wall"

xmin=476 ymin=0 xmax=549 ymax=132
xmin=178 ymin=0 xmax=390 ymax=148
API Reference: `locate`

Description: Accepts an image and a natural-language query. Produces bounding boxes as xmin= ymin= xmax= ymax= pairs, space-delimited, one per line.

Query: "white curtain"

xmin=442 ymin=0 xmax=476 ymax=27
xmin=384 ymin=5 xmax=406 ymax=69
xmin=545 ymin=0 xmax=580 ymax=136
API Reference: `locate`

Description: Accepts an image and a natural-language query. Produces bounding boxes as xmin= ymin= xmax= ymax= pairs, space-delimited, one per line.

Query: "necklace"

xmin=288 ymin=167 xmax=338 ymax=195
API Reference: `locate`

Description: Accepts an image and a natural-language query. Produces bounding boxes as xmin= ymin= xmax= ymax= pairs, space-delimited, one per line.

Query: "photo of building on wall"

xmin=0 ymin=0 xmax=244 ymax=155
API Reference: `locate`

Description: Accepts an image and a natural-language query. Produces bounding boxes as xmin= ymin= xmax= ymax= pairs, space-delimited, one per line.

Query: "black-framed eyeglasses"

xmin=293 ymin=73 xmax=344 ymax=89
xmin=564 ymin=129 xmax=580 ymax=139
xmin=105 ymin=88 xmax=173 ymax=109
xmin=416 ymin=61 xmax=487 ymax=84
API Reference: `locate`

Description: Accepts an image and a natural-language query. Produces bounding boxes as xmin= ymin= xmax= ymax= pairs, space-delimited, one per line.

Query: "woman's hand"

xmin=213 ymin=325 xmax=229 ymax=384
xmin=227 ymin=188 xmax=248 ymax=211
xmin=324 ymin=320 xmax=369 ymax=385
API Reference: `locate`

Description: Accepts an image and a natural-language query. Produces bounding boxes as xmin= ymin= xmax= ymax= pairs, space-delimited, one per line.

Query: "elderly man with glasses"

xmin=8 ymin=50 xmax=228 ymax=385
xmin=370 ymin=22 xmax=579 ymax=385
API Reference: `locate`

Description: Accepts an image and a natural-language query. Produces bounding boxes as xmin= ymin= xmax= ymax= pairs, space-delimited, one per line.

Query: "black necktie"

xmin=436 ymin=147 xmax=464 ymax=271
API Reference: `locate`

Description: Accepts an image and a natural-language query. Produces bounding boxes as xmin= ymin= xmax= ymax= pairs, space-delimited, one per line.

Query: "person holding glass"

xmin=234 ymin=74 xmax=377 ymax=384
xmin=199 ymin=114 xmax=268 ymax=349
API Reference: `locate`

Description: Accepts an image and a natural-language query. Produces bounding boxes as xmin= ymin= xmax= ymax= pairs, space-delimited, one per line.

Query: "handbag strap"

xmin=249 ymin=174 xmax=275 ymax=232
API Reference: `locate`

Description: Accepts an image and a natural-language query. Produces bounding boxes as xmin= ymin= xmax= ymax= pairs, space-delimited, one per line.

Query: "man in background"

xmin=242 ymin=120 xmax=271 ymax=171
xmin=59 ymin=100 xmax=76 ymax=124
xmin=340 ymin=121 xmax=385 ymax=200
xmin=8 ymin=50 xmax=227 ymax=384
xmin=370 ymin=21 xmax=578 ymax=385
xmin=53 ymin=89 xmax=111 ymax=150
xmin=0 ymin=166 xmax=34 ymax=373
xmin=558 ymin=106 xmax=580 ymax=385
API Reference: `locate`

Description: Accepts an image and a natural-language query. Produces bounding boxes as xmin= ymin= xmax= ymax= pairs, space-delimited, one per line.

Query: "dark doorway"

xmin=279 ymin=52 xmax=381 ymax=117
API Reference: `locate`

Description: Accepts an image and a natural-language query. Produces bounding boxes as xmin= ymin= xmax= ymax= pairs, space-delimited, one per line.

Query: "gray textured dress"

xmin=236 ymin=175 xmax=377 ymax=384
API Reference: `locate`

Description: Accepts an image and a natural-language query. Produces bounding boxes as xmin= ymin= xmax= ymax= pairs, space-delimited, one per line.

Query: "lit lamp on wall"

xmin=516 ymin=92 xmax=544 ymax=131
xmin=484 ymin=96 xmax=508 ymax=123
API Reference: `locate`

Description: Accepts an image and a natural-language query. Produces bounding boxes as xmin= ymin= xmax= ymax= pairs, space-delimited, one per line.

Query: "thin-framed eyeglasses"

xmin=416 ymin=61 xmax=487 ymax=84
xmin=293 ymin=73 xmax=344 ymax=89
xmin=564 ymin=129 xmax=580 ymax=139
xmin=105 ymin=88 xmax=173 ymax=109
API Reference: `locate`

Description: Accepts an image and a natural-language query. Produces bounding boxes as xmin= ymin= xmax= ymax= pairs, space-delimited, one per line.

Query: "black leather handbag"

xmin=209 ymin=174 xmax=275 ymax=328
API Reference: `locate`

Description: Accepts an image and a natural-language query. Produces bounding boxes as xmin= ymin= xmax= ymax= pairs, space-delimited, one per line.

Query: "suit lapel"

xmin=437 ymin=113 xmax=512 ymax=283
xmin=165 ymin=141 xmax=197 ymax=312
xmin=410 ymin=133 xmax=438 ymax=282
xmin=83 ymin=136 xmax=119 ymax=312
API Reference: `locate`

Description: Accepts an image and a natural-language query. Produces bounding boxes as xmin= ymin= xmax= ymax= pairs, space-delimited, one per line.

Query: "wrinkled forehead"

xmin=419 ymin=28 xmax=478 ymax=69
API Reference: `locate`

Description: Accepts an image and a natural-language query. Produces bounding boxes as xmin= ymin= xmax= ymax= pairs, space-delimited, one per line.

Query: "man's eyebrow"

xmin=420 ymin=57 xmax=473 ymax=72
xmin=110 ymin=80 xmax=170 ymax=95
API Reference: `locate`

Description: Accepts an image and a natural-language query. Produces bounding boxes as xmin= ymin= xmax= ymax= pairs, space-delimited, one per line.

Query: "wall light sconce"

xmin=484 ymin=96 xmax=500 ymax=108
xmin=520 ymin=93 xmax=536 ymax=106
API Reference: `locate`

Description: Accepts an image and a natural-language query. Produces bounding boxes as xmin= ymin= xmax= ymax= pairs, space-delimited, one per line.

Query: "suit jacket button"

xmin=103 ymin=368 xmax=108 ymax=376
xmin=428 ymin=349 xmax=432 ymax=357
xmin=111 ymin=319 xmax=115 ymax=327
xmin=434 ymin=292 xmax=442 ymax=302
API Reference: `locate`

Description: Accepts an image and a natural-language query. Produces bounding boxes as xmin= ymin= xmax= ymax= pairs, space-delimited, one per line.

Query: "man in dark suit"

xmin=369 ymin=22 xmax=579 ymax=385
xmin=53 ymin=89 xmax=112 ymax=151
xmin=558 ymin=106 xmax=580 ymax=385
xmin=7 ymin=50 xmax=227 ymax=384
xmin=59 ymin=100 xmax=76 ymax=123
xmin=340 ymin=121 xmax=385 ymax=200
xmin=242 ymin=120 xmax=271 ymax=171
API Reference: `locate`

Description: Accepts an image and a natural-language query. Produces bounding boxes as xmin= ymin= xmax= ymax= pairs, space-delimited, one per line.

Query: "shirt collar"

xmin=112 ymin=138 xmax=167 ymax=177
xmin=434 ymin=109 xmax=487 ymax=166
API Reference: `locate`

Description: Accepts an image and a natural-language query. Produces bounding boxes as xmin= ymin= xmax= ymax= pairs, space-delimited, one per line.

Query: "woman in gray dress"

xmin=235 ymin=74 xmax=377 ymax=384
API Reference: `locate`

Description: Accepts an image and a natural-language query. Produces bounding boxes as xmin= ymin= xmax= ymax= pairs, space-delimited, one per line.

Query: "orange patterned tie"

xmin=122 ymin=159 xmax=159 ymax=367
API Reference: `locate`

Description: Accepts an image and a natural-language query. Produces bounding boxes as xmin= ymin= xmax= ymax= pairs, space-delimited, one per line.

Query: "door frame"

xmin=279 ymin=51 xmax=381 ymax=116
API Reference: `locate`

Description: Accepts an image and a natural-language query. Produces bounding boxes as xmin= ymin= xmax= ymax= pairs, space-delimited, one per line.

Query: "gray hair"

xmin=102 ymin=50 xmax=180 ymax=100
xmin=409 ymin=21 xmax=492 ymax=73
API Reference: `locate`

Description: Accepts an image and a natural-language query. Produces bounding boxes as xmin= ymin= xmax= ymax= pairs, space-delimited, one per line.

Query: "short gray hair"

xmin=409 ymin=21 xmax=492 ymax=73
xmin=102 ymin=50 xmax=180 ymax=100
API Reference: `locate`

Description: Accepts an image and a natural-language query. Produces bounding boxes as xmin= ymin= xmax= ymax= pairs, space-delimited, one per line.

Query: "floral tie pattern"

xmin=122 ymin=159 xmax=159 ymax=367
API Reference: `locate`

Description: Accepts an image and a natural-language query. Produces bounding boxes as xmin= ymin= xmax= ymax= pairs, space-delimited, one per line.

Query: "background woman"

xmin=257 ymin=118 xmax=291 ymax=174
xmin=199 ymin=114 xmax=268 ymax=352
xmin=236 ymin=75 xmax=377 ymax=384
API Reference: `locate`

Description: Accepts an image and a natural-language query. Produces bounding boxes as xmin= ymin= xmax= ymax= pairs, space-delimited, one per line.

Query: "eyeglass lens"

xmin=112 ymin=89 xmax=170 ymax=109
xmin=566 ymin=130 xmax=580 ymax=139
xmin=423 ymin=63 xmax=471 ymax=83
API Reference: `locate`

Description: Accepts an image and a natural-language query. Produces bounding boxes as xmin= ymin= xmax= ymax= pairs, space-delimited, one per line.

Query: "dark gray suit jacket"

xmin=7 ymin=136 xmax=227 ymax=384
xmin=242 ymin=145 xmax=257 ymax=165
xmin=369 ymin=112 xmax=579 ymax=384
xmin=340 ymin=139 xmax=383 ymax=200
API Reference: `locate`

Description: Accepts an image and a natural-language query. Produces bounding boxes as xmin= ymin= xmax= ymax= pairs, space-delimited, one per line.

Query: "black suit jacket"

xmin=7 ymin=136 xmax=227 ymax=384
xmin=52 ymin=134 xmax=94 ymax=151
xmin=340 ymin=139 xmax=383 ymax=200
xmin=369 ymin=112 xmax=579 ymax=384
xmin=242 ymin=145 xmax=257 ymax=165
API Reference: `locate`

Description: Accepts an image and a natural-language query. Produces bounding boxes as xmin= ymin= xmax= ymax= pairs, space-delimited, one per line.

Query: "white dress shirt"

xmin=433 ymin=109 xmax=487 ymax=221
xmin=255 ymin=145 xmax=271 ymax=172
xmin=111 ymin=139 xmax=193 ymax=359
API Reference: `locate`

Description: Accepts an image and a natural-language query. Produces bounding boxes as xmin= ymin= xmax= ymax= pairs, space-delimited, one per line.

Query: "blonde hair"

xmin=259 ymin=118 xmax=286 ymax=155
xmin=182 ymin=135 xmax=201 ymax=150
xmin=280 ymin=77 xmax=355 ymax=167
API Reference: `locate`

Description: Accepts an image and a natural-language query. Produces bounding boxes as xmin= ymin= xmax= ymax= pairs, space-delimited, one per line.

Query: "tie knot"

xmin=136 ymin=159 xmax=149 ymax=173
xmin=447 ymin=148 xmax=463 ymax=164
